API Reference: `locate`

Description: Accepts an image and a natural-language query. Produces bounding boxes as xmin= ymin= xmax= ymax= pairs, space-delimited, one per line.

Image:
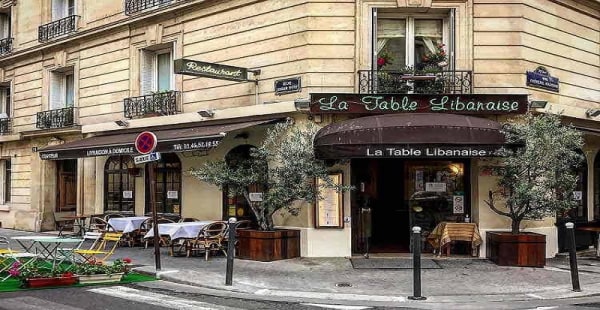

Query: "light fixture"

xmin=114 ymin=119 xmax=129 ymax=127
xmin=197 ymin=109 xmax=215 ymax=118
xmin=528 ymin=101 xmax=548 ymax=109
xmin=294 ymin=98 xmax=310 ymax=112
xmin=586 ymin=109 xmax=600 ymax=118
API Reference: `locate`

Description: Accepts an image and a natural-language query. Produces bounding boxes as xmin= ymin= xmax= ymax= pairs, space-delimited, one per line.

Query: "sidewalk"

xmin=2 ymin=228 xmax=600 ymax=307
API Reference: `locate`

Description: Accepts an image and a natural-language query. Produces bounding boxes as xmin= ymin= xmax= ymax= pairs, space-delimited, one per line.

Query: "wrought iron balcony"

xmin=125 ymin=0 xmax=173 ymax=15
xmin=124 ymin=91 xmax=181 ymax=119
xmin=0 ymin=117 xmax=11 ymax=135
xmin=38 ymin=15 xmax=78 ymax=42
xmin=358 ymin=69 xmax=472 ymax=94
xmin=0 ymin=38 xmax=13 ymax=55
xmin=36 ymin=107 xmax=77 ymax=129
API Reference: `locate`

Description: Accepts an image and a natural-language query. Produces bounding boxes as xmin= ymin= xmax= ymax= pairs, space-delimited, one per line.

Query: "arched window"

xmin=145 ymin=153 xmax=181 ymax=215
xmin=104 ymin=156 xmax=135 ymax=212
xmin=223 ymin=145 xmax=259 ymax=223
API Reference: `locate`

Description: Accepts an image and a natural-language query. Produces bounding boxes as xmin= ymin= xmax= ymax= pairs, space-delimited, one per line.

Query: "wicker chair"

xmin=185 ymin=221 xmax=228 ymax=260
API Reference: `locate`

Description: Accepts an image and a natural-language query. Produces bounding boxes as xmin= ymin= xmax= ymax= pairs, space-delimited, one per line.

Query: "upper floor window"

xmin=0 ymin=10 xmax=10 ymax=39
xmin=0 ymin=85 xmax=10 ymax=118
xmin=50 ymin=69 xmax=74 ymax=110
xmin=140 ymin=45 xmax=173 ymax=95
xmin=52 ymin=0 xmax=75 ymax=20
xmin=374 ymin=11 xmax=452 ymax=71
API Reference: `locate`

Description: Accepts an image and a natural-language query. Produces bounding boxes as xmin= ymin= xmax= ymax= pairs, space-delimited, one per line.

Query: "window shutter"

xmin=448 ymin=8 xmax=456 ymax=70
xmin=0 ymin=14 xmax=8 ymax=39
xmin=49 ymin=72 xmax=64 ymax=110
xmin=52 ymin=0 xmax=66 ymax=20
xmin=140 ymin=49 xmax=156 ymax=95
xmin=0 ymin=160 xmax=6 ymax=204
xmin=157 ymin=51 xmax=171 ymax=91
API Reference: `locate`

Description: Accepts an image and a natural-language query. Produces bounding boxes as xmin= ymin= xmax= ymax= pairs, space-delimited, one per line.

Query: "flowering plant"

xmin=72 ymin=258 xmax=132 ymax=276
xmin=377 ymin=50 xmax=394 ymax=69
xmin=421 ymin=42 xmax=447 ymax=68
xmin=7 ymin=261 xmax=75 ymax=286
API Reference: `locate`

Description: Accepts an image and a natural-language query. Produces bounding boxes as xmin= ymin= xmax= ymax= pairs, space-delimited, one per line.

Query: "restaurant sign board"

xmin=174 ymin=59 xmax=248 ymax=82
xmin=526 ymin=66 xmax=559 ymax=93
xmin=315 ymin=144 xmax=504 ymax=159
xmin=309 ymin=93 xmax=528 ymax=115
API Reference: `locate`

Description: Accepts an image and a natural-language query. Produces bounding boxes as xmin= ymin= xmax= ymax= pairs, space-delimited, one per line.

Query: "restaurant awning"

xmin=39 ymin=119 xmax=279 ymax=160
xmin=314 ymin=113 xmax=506 ymax=159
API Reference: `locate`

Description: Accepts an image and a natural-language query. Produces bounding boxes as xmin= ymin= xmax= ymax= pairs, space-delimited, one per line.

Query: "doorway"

xmin=351 ymin=158 xmax=469 ymax=254
xmin=56 ymin=159 xmax=77 ymax=212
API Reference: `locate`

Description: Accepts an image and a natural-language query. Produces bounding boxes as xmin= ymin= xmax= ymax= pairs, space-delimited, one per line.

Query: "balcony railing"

xmin=125 ymin=0 xmax=173 ymax=15
xmin=0 ymin=38 xmax=13 ymax=55
xmin=36 ymin=107 xmax=77 ymax=129
xmin=124 ymin=91 xmax=181 ymax=119
xmin=358 ymin=69 xmax=472 ymax=94
xmin=38 ymin=15 xmax=78 ymax=42
xmin=0 ymin=118 xmax=11 ymax=135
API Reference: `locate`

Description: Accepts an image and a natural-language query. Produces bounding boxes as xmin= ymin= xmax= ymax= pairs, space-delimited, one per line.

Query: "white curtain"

xmin=377 ymin=19 xmax=405 ymax=54
xmin=415 ymin=20 xmax=442 ymax=54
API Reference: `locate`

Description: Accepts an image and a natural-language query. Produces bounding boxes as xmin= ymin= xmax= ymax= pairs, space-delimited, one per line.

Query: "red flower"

xmin=377 ymin=57 xmax=386 ymax=67
xmin=123 ymin=257 xmax=132 ymax=264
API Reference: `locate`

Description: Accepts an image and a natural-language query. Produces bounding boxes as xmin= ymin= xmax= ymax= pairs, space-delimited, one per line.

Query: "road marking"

xmin=302 ymin=304 xmax=372 ymax=310
xmin=89 ymin=286 xmax=242 ymax=310
xmin=526 ymin=293 xmax=544 ymax=299
xmin=254 ymin=289 xmax=405 ymax=302
xmin=0 ymin=297 xmax=83 ymax=310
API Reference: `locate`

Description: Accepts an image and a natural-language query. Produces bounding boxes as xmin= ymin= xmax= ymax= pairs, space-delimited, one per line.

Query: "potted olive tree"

xmin=189 ymin=119 xmax=351 ymax=261
xmin=485 ymin=113 xmax=583 ymax=267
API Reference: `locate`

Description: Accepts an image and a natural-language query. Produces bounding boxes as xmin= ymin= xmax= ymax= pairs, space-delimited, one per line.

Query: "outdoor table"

xmin=62 ymin=215 xmax=88 ymax=237
xmin=576 ymin=226 xmax=600 ymax=257
xmin=11 ymin=235 xmax=57 ymax=253
xmin=34 ymin=237 xmax=84 ymax=269
xmin=427 ymin=222 xmax=482 ymax=256
xmin=144 ymin=221 xmax=214 ymax=240
xmin=108 ymin=216 xmax=150 ymax=233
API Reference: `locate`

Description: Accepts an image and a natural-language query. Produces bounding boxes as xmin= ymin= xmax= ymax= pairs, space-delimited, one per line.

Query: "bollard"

xmin=408 ymin=226 xmax=427 ymax=300
xmin=225 ymin=217 xmax=237 ymax=286
xmin=565 ymin=222 xmax=581 ymax=292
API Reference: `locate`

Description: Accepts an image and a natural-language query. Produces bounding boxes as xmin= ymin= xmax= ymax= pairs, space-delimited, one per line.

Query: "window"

xmin=0 ymin=159 xmax=10 ymax=204
xmin=140 ymin=47 xmax=173 ymax=95
xmin=52 ymin=0 xmax=75 ymax=20
xmin=0 ymin=86 xmax=10 ymax=118
xmin=0 ymin=10 xmax=10 ymax=39
xmin=145 ymin=153 xmax=181 ymax=214
xmin=104 ymin=156 xmax=135 ymax=213
xmin=374 ymin=11 xmax=452 ymax=71
xmin=50 ymin=70 xmax=74 ymax=110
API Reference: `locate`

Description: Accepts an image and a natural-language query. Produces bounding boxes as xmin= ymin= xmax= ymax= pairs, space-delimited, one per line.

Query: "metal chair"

xmin=73 ymin=232 xmax=123 ymax=263
xmin=0 ymin=236 xmax=38 ymax=281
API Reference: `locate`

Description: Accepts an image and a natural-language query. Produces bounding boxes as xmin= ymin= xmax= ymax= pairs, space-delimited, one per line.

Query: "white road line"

xmin=0 ymin=296 xmax=83 ymax=310
xmin=254 ymin=289 xmax=406 ymax=302
xmin=88 ymin=286 xmax=242 ymax=310
xmin=526 ymin=293 xmax=544 ymax=299
xmin=302 ymin=304 xmax=372 ymax=310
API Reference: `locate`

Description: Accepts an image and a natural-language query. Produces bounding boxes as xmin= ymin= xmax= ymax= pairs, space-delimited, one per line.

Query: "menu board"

xmin=315 ymin=172 xmax=343 ymax=228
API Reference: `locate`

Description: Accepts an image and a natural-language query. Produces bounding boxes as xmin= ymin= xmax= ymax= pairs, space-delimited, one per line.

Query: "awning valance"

xmin=39 ymin=119 xmax=278 ymax=160
xmin=314 ymin=113 xmax=506 ymax=159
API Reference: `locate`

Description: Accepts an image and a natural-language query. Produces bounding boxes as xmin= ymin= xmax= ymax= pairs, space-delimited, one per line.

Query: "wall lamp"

xmin=586 ymin=109 xmax=600 ymax=118
xmin=528 ymin=101 xmax=548 ymax=109
xmin=114 ymin=119 xmax=129 ymax=127
xmin=294 ymin=98 xmax=310 ymax=112
xmin=197 ymin=109 xmax=215 ymax=118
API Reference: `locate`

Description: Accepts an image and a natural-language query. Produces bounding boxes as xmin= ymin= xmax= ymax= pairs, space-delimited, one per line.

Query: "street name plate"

xmin=134 ymin=152 xmax=161 ymax=164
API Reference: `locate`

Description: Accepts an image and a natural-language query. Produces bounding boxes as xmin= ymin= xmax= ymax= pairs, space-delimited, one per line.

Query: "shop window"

xmin=374 ymin=10 xmax=453 ymax=71
xmin=223 ymin=145 xmax=260 ymax=223
xmin=145 ymin=153 xmax=181 ymax=214
xmin=104 ymin=156 xmax=135 ymax=212
xmin=0 ymin=159 xmax=10 ymax=204
xmin=595 ymin=152 xmax=600 ymax=221
xmin=140 ymin=45 xmax=173 ymax=95
xmin=49 ymin=69 xmax=74 ymax=109
xmin=52 ymin=0 xmax=75 ymax=20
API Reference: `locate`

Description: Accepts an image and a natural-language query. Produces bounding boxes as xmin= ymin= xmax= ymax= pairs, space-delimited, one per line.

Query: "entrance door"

xmin=351 ymin=158 xmax=469 ymax=254
xmin=57 ymin=160 xmax=77 ymax=212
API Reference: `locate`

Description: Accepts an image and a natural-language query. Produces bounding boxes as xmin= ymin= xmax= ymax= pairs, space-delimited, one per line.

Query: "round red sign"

xmin=135 ymin=131 xmax=157 ymax=155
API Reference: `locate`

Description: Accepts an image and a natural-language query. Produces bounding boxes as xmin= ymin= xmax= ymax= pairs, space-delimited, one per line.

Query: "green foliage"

xmin=189 ymin=119 xmax=352 ymax=230
xmin=72 ymin=258 xmax=130 ymax=276
xmin=484 ymin=113 xmax=584 ymax=233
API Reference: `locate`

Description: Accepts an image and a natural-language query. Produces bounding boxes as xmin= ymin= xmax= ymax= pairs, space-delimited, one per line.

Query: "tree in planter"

xmin=189 ymin=120 xmax=352 ymax=231
xmin=484 ymin=113 xmax=584 ymax=234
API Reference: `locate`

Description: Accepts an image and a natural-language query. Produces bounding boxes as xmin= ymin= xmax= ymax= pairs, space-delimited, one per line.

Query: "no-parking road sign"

xmin=135 ymin=131 xmax=157 ymax=155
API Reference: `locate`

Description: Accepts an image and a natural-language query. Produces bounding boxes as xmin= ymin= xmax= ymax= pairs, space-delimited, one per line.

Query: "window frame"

xmin=140 ymin=45 xmax=174 ymax=95
xmin=49 ymin=69 xmax=75 ymax=110
xmin=104 ymin=156 xmax=136 ymax=213
xmin=0 ymin=159 xmax=11 ymax=204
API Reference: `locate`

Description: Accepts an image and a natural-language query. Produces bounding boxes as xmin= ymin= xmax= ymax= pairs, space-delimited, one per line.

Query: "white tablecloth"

xmin=144 ymin=221 xmax=215 ymax=240
xmin=108 ymin=216 xmax=150 ymax=233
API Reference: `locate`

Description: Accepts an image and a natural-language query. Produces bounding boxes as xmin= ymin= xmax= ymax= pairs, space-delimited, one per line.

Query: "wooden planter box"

xmin=237 ymin=229 xmax=300 ymax=262
xmin=25 ymin=276 xmax=78 ymax=288
xmin=78 ymin=272 xmax=124 ymax=285
xmin=486 ymin=231 xmax=546 ymax=267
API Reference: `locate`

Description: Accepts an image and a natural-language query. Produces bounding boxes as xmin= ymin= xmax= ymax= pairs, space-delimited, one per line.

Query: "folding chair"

xmin=0 ymin=236 xmax=38 ymax=281
xmin=185 ymin=221 xmax=227 ymax=260
xmin=53 ymin=211 xmax=76 ymax=237
xmin=73 ymin=232 xmax=123 ymax=263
